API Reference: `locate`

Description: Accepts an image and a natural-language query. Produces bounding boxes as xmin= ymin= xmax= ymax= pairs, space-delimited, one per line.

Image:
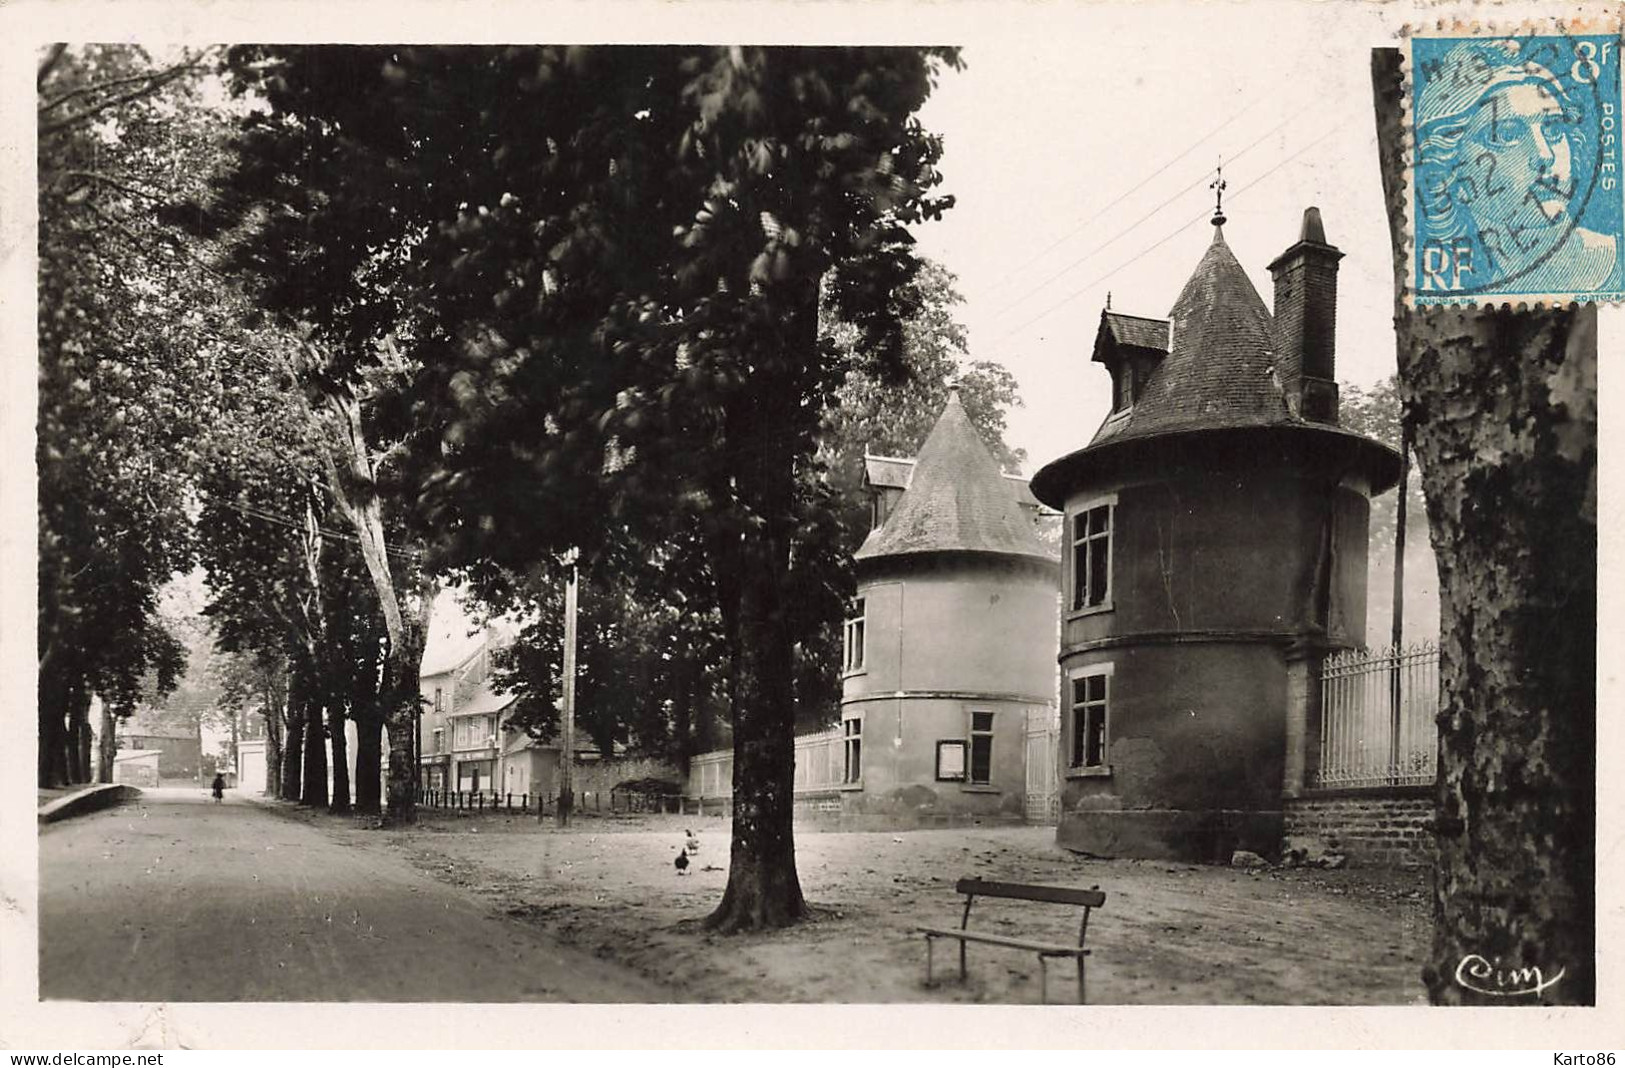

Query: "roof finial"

xmin=1210 ymin=157 xmax=1227 ymax=228
xmin=1106 ymin=290 xmax=1112 ymax=310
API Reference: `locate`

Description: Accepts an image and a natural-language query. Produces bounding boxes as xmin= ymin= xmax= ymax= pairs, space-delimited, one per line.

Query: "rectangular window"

xmin=842 ymin=717 xmax=863 ymax=784
xmin=1069 ymin=668 xmax=1111 ymax=769
xmin=843 ymin=599 xmax=867 ymax=673
xmin=1071 ymin=501 xmax=1114 ymax=612
xmin=432 ymin=727 xmax=444 ymax=755
xmin=936 ymin=740 xmax=967 ymax=781
xmin=1113 ymin=368 xmax=1133 ymax=411
xmin=434 ymin=687 xmax=443 ymax=714
xmin=453 ymin=716 xmax=494 ymax=749
xmin=969 ymin=710 xmax=995 ymax=785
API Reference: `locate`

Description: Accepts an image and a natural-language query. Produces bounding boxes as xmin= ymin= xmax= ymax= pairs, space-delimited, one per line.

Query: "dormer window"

xmin=1094 ymin=312 xmax=1169 ymax=417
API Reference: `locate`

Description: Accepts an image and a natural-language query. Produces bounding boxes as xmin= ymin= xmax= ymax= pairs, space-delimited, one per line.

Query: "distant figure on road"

xmin=211 ymin=773 xmax=225 ymax=803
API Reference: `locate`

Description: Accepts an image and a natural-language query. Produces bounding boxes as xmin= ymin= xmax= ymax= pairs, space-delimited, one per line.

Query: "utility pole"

xmin=1388 ymin=424 xmax=1409 ymax=775
xmin=558 ymin=551 xmax=579 ymax=827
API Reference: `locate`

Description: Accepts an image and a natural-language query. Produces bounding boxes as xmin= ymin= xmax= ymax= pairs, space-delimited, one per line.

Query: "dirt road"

xmin=381 ymin=811 xmax=1433 ymax=1004
xmin=38 ymin=788 xmax=663 ymax=1002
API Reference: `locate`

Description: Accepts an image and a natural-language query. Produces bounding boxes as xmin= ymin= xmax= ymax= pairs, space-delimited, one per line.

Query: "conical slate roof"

xmin=855 ymin=389 xmax=1052 ymax=564
xmin=1031 ymin=218 xmax=1402 ymax=508
xmin=1091 ymin=226 xmax=1291 ymax=447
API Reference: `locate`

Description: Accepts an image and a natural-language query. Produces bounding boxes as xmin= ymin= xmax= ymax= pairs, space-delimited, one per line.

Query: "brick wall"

xmin=1283 ymin=791 xmax=1434 ymax=868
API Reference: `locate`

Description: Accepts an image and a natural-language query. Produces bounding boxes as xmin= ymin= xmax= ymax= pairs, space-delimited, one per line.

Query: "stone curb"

xmin=38 ymin=784 xmax=142 ymax=824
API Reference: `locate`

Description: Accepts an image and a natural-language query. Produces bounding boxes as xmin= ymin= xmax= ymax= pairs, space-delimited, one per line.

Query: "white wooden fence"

xmin=1024 ymin=706 xmax=1060 ymax=823
xmin=689 ymin=726 xmax=843 ymax=802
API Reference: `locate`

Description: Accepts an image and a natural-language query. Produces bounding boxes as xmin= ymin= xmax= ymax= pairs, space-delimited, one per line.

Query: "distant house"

xmin=237 ymin=738 xmax=267 ymax=795
xmin=1029 ymin=207 xmax=1402 ymax=862
xmin=112 ymin=749 xmax=162 ymax=788
xmin=117 ymin=717 xmax=203 ymax=784
xmin=418 ymin=602 xmax=557 ymax=801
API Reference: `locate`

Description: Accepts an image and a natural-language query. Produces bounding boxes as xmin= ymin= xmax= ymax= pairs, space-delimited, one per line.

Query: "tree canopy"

xmin=207 ymin=44 xmax=960 ymax=927
xmin=37 ymin=45 xmax=236 ymax=785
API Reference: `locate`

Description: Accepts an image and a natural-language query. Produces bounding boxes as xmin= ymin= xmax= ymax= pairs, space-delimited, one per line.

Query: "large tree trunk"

xmin=38 ymin=691 xmax=68 ymax=788
xmin=353 ymin=635 xmax=388 ymax=814
xmin=1374 ymin=49 xmax=1596 ymax=1006
xmin=263 ymin=667 xmax=285 ymax=797
xmin=382 ymin=617 xmax=428 ymax=821
xmin=67 ymin=684 xmax=93 ymax=784
xmin=38 ymin=579 xmax=71 ymax=788
xmin=301 ymin=696 xmax=329 ymax=808
xmin=263 ymin=707 xmax=282 ymax=797
xmin=97 ymin=698 xmax=117 ymax=783
xmin=280 ymin=706 xmax=304 ymax=801
xmin=39 ymin=656 xmax=81 ymax=788
xmin=329 ymin=699 xmax=351 ymax=814
xmin=353 ymin=713 xmax=383 ymax=814
xmin=308 ymin=369 xmax=432 ymax=825
xmin=703 ymin=306 xmax=811 ymax=934
xmin=705 ymin=531 xmax=806 ymax=933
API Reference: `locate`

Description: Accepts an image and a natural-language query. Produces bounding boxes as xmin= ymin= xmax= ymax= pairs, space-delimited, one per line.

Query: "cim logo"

xmin=1454 ymin=953 xmax=1566 ymax=998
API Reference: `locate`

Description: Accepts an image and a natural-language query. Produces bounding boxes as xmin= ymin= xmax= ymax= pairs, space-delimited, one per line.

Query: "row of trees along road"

xmin=197 ymin=44 xmax=966 ymax=933
xmin=41 ymin=43 xmax=1008 ymax=934
xmin=38 ymin=45 xmax=221 ymax=787
xmin=37 ymin=44 xmax=407 ymax=818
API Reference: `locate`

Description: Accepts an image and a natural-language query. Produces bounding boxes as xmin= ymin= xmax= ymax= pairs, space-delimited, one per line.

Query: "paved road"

xmin=39 ymin=787 xmax=663 ymax=1001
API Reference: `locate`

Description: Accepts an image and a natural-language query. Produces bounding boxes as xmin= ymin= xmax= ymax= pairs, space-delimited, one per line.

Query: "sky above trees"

xmin=2 ymin=2 xmax=1426 ymax=480
xmin=913 ymin=3 xmax=1416 ymax=471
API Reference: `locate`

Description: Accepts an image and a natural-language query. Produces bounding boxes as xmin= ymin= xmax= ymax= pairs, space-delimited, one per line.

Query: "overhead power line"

xmin=992 ymin=125 xmax=1358 ymax=346
xmin=994 ymin=96 xmax=1321 ymax=322
xmin=985 ymin=88 xmax=1269 ymax=298
xmin=213 ymin=496 xmax=424 ymax=562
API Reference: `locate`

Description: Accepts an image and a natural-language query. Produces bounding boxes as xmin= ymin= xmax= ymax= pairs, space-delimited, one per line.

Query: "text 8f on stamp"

xmin=1408 ymin=21 xmax=1624 ymax=306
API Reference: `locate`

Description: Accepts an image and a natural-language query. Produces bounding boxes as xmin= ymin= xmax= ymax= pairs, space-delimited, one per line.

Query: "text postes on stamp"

xmin=1407 ymin=20 xmax=1624 ymax=306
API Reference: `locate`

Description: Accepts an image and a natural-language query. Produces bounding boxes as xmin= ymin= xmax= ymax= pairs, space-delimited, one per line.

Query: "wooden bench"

xmin=918 ymin=877 xmax=1106 ymax=1004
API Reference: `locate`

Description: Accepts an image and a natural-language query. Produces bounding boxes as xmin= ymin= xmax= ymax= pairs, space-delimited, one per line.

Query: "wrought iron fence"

xmin=1315 ymin=642 xmax=1440 ymax=789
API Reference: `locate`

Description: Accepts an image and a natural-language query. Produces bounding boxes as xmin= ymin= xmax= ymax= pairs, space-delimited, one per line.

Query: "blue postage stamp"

xmin=1408 ymin=22 xmax=1625 ymax=306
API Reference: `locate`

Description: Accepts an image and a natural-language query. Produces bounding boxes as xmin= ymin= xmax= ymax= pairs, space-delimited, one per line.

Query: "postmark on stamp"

xmin=1405 ymin=18 xmax=1625 ymax=306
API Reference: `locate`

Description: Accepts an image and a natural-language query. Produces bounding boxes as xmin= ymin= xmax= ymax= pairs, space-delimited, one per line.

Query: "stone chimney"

xmin=1267 ymin=207 xmax=1343 ymax=424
